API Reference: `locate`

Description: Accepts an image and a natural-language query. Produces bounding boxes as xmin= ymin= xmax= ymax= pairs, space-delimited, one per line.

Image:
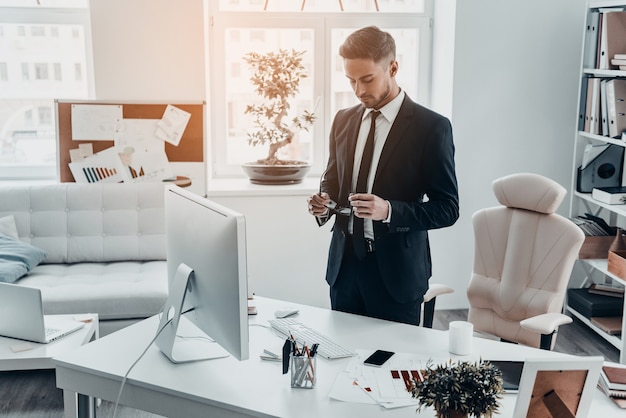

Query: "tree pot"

xmin=242 ymin=162 xmax=311 ymax=185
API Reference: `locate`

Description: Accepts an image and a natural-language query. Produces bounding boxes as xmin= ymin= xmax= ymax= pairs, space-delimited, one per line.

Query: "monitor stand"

xmin=155 ymin=263 xmax=229 ymax=363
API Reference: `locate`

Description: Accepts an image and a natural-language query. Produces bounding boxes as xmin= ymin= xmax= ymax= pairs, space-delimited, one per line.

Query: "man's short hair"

xmin=339 ymin=26 xmax=396 ymax=64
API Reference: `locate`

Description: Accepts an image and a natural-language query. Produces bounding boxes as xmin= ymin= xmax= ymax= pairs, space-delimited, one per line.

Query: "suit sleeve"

xmin=387 ymin=116 xmax=459 ymax=232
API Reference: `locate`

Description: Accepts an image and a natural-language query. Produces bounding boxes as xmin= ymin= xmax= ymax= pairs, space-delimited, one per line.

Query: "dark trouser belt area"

xmin=364 ymin=238 xmax=375 ymax=253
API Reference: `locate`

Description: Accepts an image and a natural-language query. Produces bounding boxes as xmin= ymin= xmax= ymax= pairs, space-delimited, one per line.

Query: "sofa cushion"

xmin=0 ymin=215 xmax=18 ymax=239
xmin=0 ymin=233 xmax=47 ymax=283
xmin=0 ymin=182 xmax=166 ymax=264
xmin=18 ymin=260 xmax=168 ymax=320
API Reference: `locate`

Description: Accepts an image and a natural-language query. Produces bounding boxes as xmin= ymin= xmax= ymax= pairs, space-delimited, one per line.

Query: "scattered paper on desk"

xmin=328 ymin=349 xmax=450 ymax=409
xmin=10 ymin=343 xmax=33 ymax=353
xmin=73 ymin=314 xmax=93 ymax=323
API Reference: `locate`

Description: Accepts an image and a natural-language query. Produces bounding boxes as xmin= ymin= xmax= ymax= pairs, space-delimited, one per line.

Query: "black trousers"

xmin=330 ymin=237 xmax=421 ymax=326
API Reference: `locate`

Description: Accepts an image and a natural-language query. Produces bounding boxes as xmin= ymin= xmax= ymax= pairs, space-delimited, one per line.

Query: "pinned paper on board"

xmin=69 ymin=143 xmax=94 ymax=163
xmin=114 ymin=119 xmax=174 ymax=182
xmin=57 ymin=100 xmax=205 ymax=194
xmin=71 ymin=104 xmax=123 ymax=141
xmin=155 ymin=104 xmax=191 ymax=146
xmin=68 ymin=146 xmax=127 ymax=183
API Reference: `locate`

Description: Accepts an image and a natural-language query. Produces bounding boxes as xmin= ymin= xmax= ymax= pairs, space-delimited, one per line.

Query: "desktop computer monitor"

xmin=156 ymin=185 xmax=249 ymax=363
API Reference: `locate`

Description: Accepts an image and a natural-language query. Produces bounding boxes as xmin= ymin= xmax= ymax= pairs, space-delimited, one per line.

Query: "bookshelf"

xmin=570 ymin=0 xmax=626 ymax=364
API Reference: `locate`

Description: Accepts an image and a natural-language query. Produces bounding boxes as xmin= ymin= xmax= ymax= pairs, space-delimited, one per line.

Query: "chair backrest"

xmin=467 ymin=173 xmax=584 ymax=348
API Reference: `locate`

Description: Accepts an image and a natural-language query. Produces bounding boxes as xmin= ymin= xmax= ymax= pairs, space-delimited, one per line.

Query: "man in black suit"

xmin=307 ymin=26 xmax=459 ymax=325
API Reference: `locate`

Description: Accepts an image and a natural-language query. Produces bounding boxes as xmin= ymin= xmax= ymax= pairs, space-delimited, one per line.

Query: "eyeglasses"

xmin=325 ymin=199 xmax=351 ymax=217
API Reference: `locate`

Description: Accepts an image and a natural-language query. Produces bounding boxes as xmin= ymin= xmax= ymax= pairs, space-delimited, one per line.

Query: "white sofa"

xmin=0 ymin=182 xmax=168 ymax=336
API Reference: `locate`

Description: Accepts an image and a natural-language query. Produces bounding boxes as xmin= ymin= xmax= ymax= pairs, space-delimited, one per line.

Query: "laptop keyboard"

xmin=45 ymin=327 xmax=60 ymax=337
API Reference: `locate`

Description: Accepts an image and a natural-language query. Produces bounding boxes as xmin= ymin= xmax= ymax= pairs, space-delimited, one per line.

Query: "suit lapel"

xmin=341 ymin=106 xmax=366 ymax=194
xmin=375 ymin=96 xmax=414 ymax=179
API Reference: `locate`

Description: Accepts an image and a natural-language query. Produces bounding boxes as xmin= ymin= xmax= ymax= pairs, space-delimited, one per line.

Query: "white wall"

xmin=441 ymin=0 xmax=587 ymax=308
xmin=89 ymin=0 xmax=587 ymax=310
xmin=90 ymin=0 xmax=205 ymax=101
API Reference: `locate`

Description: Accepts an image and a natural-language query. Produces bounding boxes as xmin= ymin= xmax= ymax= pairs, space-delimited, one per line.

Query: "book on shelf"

xmin=570 ymin=215 xmax=612 ymax=236
xmin=591 ymin=186 xmax=626 ymax=204
xmin=591 ymin=316 xmax=622 ymax=335
xmin=588 ymin=283 xmax=625 ymax=297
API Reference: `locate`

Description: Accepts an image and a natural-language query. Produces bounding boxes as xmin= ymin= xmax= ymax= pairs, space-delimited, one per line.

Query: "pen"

xmin=310 ymin=343 xmax=319 ymax=358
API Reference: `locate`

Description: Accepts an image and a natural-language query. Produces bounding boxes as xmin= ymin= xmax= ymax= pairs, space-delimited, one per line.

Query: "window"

xmin=0 ymin=1 xmax=93 ymax=180
xmin=208 ymin=0 xmax=432 ymax=179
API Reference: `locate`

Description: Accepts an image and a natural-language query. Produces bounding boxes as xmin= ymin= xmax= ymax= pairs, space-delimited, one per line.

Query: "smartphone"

xmin=363 ymin=349 xmax=395 ymax=367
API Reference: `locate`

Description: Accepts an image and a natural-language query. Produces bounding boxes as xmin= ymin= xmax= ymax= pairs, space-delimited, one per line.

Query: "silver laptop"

xmin=0 ymin=282 xmax=84 ymax=343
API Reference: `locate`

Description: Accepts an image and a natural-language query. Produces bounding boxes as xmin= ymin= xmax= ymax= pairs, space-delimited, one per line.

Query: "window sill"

xmin=206 ymin=176 xmax=320 ymax=197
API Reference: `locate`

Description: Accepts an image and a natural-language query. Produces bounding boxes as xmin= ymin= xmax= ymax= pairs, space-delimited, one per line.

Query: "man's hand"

xmin=349 ymin=193 xmax=389 ymax=221
xmin=307 ymin=192 xmax=330 ymax=217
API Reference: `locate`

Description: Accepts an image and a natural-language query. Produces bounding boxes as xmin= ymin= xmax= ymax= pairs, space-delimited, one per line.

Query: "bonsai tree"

xmin=243 ymin=49 xmax=316 ymax=165
xmin=410 ymin=359 xmax=504 ymax=418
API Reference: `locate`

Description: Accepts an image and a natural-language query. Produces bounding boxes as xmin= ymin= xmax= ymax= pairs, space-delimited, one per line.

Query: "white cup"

xmin=448 ymin=321 xmax=473 ymax=355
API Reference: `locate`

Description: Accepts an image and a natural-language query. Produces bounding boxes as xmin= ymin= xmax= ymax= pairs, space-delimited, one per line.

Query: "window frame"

xmin=0 ymin=5 xmax=94 ymax=180
xmin=207 ymin=5 xmax=433 ymax=180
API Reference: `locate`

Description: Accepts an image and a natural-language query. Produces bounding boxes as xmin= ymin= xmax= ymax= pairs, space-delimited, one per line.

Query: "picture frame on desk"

xmin=513 ymin=356 xmax=603 ymax=418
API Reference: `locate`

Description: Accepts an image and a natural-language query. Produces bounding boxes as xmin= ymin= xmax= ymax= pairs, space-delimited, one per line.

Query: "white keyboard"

xmin=268 ymin=318 xmax=355 ymax=359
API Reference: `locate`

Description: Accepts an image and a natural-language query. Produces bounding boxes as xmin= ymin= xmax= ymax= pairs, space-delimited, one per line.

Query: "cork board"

xmin=55 ymin=100 xmax=205 ymax=193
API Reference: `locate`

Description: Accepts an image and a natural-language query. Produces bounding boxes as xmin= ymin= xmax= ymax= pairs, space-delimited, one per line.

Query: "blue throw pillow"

xmin=0 ymin=233 xmax=47 ymax=283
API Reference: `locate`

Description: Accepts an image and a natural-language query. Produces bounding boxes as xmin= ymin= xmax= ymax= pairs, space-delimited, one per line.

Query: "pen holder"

xmin=290 ymin=354 xmax=316 ymax=389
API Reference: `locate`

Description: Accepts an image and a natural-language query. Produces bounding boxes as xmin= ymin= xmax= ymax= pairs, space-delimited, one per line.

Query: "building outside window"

xmin=0 ymin=0 xmax=93 ymax=180
xmin=208 ymin=0 xmax=432 ymax=179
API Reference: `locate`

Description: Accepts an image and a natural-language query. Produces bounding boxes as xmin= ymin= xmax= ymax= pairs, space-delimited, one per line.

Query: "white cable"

xmin=111 ymin=311 xmax=170 ymax=418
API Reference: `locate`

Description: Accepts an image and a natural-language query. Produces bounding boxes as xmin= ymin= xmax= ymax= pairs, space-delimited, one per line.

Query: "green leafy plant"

xmin=410 ymin=359 xmax=504 ymax=418
xmin=243 ymin=49 xmax=316 ymax=165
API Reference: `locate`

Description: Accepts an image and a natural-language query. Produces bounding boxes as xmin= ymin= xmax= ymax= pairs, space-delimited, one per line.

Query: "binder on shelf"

xmin=579 ymin=77 xmax=589 ymax=131
xmin=577 ymin=143 xmax=624 ymax=193
xmin=598 ymin=10 xmax=626 ymax=70
xmin=601 ymin=79 xmax=609 ymax=135
xmin=584 ymin=78 xmax=601 ymax=134
xmin=584 ymin=10 xmax=600 ymax=69
xmin=592 ymin=185 xmax=626 ymax=204
xmin=606 ymin=79 xmax=626 ymax=138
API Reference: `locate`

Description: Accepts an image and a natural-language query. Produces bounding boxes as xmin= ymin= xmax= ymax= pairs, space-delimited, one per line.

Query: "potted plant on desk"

xmin=410 ymin=359 xmax=504 ymax=418
xmin=241 ymin=48 xmax=316 ymax=185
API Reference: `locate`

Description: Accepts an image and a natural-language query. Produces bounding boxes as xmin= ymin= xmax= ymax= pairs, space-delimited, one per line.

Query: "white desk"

xmin=0 ymin=313 xmax=98 ymax=371
xmin=53 ymin=298 xmax=616 ymax=418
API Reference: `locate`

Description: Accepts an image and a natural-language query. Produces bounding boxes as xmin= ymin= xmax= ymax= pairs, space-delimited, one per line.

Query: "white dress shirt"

xmin=350 ymin=90 xmax=405 ymax=239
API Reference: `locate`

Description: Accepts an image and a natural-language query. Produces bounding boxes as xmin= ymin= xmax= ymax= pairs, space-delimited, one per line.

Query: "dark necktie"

xmin=353 ymin=110 xmax=380 ymax=259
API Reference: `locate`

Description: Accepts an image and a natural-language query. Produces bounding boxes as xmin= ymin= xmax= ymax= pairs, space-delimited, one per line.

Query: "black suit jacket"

xmin=319 ymin=94 xmax=459 ymax=304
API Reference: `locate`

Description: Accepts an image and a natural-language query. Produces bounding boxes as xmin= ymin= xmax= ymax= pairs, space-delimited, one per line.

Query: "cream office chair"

xmin=422 ymin=284 xmax=454 ymax=328
xmin=467 ymin=173 xmax=585 ymax=350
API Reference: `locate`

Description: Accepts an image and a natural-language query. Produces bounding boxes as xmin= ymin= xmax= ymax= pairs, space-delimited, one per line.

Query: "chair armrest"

xmin=520 ymin=313 xmax=573 ymax=335
xmin=424 ymin=284 xmax=454 ymax=303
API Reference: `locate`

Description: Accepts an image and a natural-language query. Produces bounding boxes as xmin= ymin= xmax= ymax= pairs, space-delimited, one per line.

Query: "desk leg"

xmin=63 ymin=389 xmax=96 ymax=418
xmin=63 ymin=389 xmax=78 ymax=418
xmin=78 ymin=393 xmax=96 ymax=418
